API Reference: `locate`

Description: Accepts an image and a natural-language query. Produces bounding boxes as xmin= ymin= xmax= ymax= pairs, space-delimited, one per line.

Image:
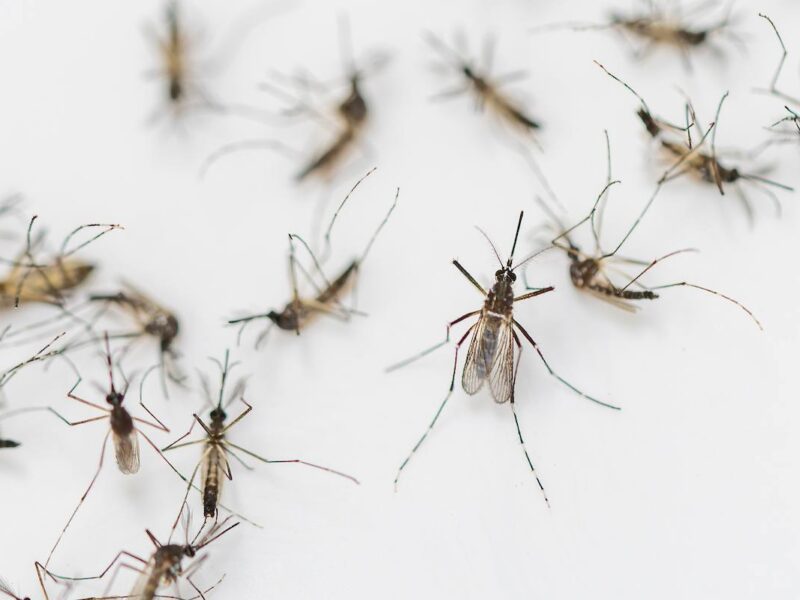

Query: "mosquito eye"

xmin=510 ymin=273 xmax=517 ymax=282
xmin=495 ymin=270 xmax=502 ymax=278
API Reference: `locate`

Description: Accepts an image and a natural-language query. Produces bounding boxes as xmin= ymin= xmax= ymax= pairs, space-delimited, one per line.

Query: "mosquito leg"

xmin=222 ymin=441 xmax=358 ymax=484
xmin=66 ymin=379 xmax=110 ymax=413
xmin=647 ymin=281 xmax=763 ymax=329
xmin=512 ymin=319 xmax=620 ymax=410
xmin=452 ymin=261 xmax=487 ymax=295
xmin=132 ymin=398 xmax=170 ymax=432
xmin=162 ymin=418 xmax=200 ymax=451
xmin=43 ymin=549 xmax=147 ymax=583
xmin=386 ymin=310 xmax=480 ymax=372
xmin=394 ymin=324 xmax=475 ymax=490
xmin=45 ymin=430 xmax=111 ymax=569
xmin=513 ymin=286 xmax=554 ymax=303
xmin=618 ymin=248 xmax=698 ymax=292
xmin=509 ymin=333 xmax=550 ymax=507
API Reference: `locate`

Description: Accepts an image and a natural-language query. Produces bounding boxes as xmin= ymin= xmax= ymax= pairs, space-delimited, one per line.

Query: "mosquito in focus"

xmin=534 ymin=132 xmax=762 ymax=328
xmin=0 ymin=217 xmax=119 ymax=310
xmin=388 ymin=212 xmax=619 ymax=503
xmin=42 ymin=334 xmax=181 ymax=570
xmin=162 ymin=351 xmax=358 ymax=528
xmin=229 ymin=171 xmax=399 ymax=345
xmin=597 ymin=62 xmax=793 ymax=222
xmin=532 ymin=1 xmax=743 ymax=70
xmin=43 ymin=513 xmax=236 ymax=600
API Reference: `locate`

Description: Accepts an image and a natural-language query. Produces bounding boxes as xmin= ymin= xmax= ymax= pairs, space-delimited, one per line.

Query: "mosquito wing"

xmin=462 ymin=313 xmax=503 ymax=396
xmin=487 ymin=319 xmax=516 ymax=404
xmin=114 ymin=430 xmax=141 ymax=475
xmin=128 ymin=557 xmax=158 ymax=600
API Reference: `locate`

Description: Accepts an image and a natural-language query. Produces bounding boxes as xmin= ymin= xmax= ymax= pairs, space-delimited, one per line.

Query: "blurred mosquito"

xmin=163 ymin=350 xmax=358 ymax=528
xmin=86 ymin=281 xmax=184 ymax=392
xmin=535 ymin=132 xmax=762 ymax=328
xmin=387 ymin=211 xmax=619 ymax=502
xmin=0 ymin=563 xmax=72 ymax=600
xmin=229 ymin=171 xmax=399 ymax=345
xmin=201 ymin=18 xmax=388 ymax=183
xmin=0 ymin=217 xmax=119 ymax=310
xmin=42 ymin=334 xmax=180 ymax=570
xmin=597 ymin=62 xmax=793 ymax=222
xmin=532 ymin=1 xmax=743 ymax=70
xmin=425 ymin=31 xmax=541 ymax=139
xmin=43 ymin=512 xmax=235 ymax=600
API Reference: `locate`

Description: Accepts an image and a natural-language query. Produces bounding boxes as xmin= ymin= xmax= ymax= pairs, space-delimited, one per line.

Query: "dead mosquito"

xmin=0 ymin=217 xmax=120 ymax=310
xmin=535 ymin=132 xmax=762 ymax=328
xmin=229 ymin=171 xmax=399 ymax=345
xmin=86 ymin=281 xmax=184 ymax=391
xmin=756 ymin=15 xmax=800 ymax=143
xmin=387 ymin=211 xmax=619 ymax=503
xmin=201 ymin=18 xmax=388 ymax=183
xmin=532 ymin=1 xmax=743 ymax=70
xmin=424 ymin=31 xmax=541 ymax=139
xmin=42 ymin=333 xmax=180 ymax=570
xmin=162 ymin=350 xmax=358 ymax=528
xmin=597 ymin=61 xmax=793 ymax=221
xmin=42 ymin=513 xmax=235 ymax=600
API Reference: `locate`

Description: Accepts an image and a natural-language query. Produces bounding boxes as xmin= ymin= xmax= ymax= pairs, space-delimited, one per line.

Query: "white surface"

xmin=0 ymin=0 xmax=799 ymax=598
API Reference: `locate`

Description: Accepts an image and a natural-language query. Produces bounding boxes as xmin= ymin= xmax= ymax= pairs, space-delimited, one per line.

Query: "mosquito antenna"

xmin=740 ymin=173 xmax=794 ymax=192
xmin=511 ymin=245 xmax=553 ymax=272
xmin=194 ymin=520 xmax=240 ymax=550
xmin=506 ymin=211 xmax=525 ymax=268
xmin=359 ymin=186 xmax=399 ymax=266
xmin=422 ymin=30 xmax=466 ymax=70
xmin=59 ymin=224 xmax=122 ymax=259
xmin=322 ymin=167 xmax=377 ymax=259
xmin=475 ymin=227 xmax=504 ymax=268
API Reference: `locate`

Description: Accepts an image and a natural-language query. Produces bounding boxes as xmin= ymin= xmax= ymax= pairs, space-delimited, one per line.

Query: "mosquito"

xmin=532 ymin=1 xmax=742 ymax=70
xmin=387 ymin=211 xmax=619 ymax=503
xmin=597 ymin=61 xmax=793 ymax=221
xmin=42 ymin=333 xmax=181 ymax=570
xmin=86 ymin=281 xmax=184 ymax=391
xmin=228 ymin=171 xmax=399 ymax=345
xmin=42 ymin=513 xmax=236 ymax=600
xmin=535 ymin=132 xmax=762 ymax=328
xmin=162 ymin=350 xmax=358 ymax=528
xmin=201 ymin=18 xmax=387 ymax=183
xmin=0 ymin=217 xmax=120 ymax=310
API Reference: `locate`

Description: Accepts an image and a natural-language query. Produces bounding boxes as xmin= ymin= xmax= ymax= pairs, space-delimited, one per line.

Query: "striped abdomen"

xmin=588 ymin=284 xmax=658 ymax=300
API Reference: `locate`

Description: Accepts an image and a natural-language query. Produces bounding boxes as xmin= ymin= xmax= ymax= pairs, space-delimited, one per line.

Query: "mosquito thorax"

xmin=570 ymin=258 xmax=600 ymax=288
xmin=147 ymin=313 xmax=179 ymax=351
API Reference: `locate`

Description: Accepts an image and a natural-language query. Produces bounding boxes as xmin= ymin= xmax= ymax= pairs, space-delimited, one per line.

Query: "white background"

xmin=0 ymin=0 xmax=799 ymax=598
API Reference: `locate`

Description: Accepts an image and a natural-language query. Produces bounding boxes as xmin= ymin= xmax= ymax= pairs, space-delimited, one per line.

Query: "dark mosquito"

xmin=42 ymin=512 xmax=236 ymax=600
xmin=163 ymin=350 xmax=358 ymax=528
xmin=0 ymin=218 xmax=119 ymax=310
xmin=229 ymin=171 xmax=399 ymax=345
xmin=597 ymin=62 xmax=793 ymax=221
xmin=387 ymin=211 xmax=619 ymax=503
xmin=533 ymin=1 xmax=743 ymax=70
xmin=201 ymin=18 xmax=387 ymax=183
xmin=535 ymin=132 xmax=762 ymax=328
xmin=42 ymin=333 xmax=180 ymax=570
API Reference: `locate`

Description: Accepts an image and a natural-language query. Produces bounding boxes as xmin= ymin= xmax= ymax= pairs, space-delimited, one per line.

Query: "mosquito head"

xmin=106 ymin=388 xmax=125 ymax=407
xmin=209 ymin=406 xmax=227 ymax=423
xmin=183 ymin=544 xmax=196 ymax=558
xmin=494 ymin=268 xmax=516 ymax=284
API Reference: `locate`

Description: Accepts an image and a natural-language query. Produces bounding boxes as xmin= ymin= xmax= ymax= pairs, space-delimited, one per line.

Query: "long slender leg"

xmin=513 ymin=286 xmax=554 ymax=303
xmin=393 ymin=324 xmax=475 ymax=490
xmin=45 ymin=430 xmax=111 ymax=568
xmin=619 ymin=248 xmax=698 ymax=292
xmin=512 ymin=319 xmax=620 ymax=410
xmin=508 ymin=334 xmax=550 ymax=507
xmin=647 ymin=281 xmax=763 ymax=329
xmin=44 ymin=549 xmax=147 ymax=583
xmin=386 ymin=310 xmax=480 ymax=372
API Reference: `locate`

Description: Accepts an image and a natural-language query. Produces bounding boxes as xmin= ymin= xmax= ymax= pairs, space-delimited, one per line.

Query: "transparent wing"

xmin=128 ymin=558 xmax=157 ymax=600
xmin=488 ymin=319 xmax=516 ymax=404
xmin=462 ymin=314 xmax=501 ymax=395
xmin=114 ymin=431 xmax=140 ymax=475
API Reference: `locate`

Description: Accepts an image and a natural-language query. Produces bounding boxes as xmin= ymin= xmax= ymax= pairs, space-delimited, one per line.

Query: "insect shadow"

xmin=597 ymin=61 xmax=793 ymax=223
xmin=228 ymin=170 xmax=399 ymax=346
xmin=387 ymin=211 xmax=619 ymax=504
xmin=533 ymin=131 xmax=762 ymax=328
xmin=162 ymin=350 xmax=358 ymax=531
xmin=531 ymin=0 xmax=744 ymax=71
xmin=200 ymin=17 xmax=388 ymax=184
